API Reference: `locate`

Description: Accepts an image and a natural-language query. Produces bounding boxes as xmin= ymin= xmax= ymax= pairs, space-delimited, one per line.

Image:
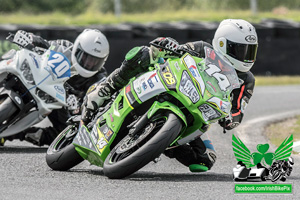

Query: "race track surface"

xmin=1 ymin=85 xmax=300 ymax=200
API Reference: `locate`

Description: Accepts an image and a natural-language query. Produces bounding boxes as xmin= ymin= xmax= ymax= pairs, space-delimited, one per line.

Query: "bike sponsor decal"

xmin=162 ymin=72 xmax=175 ymax=85
xmin=207 ymin=97 xmax=231 ymax=114
xmin=174 ymin=61 xmax=181 ymax=72
xmin=159 ymin=62 xmax=176 ymax=89
xmin=56 ymin=93 xmax=64 ymax=101
xmin=182 ymin=54 xmax=205 ymax=96
xmin=179 ymin=70 xmax=200 ymax=103
xmin=78 ymin=127 xmax=91 ymax=147
xmin=91 ymin=126 xmax=99 ymax=144
xmin=125 ymin=84 xmax=139 ymax=108
xmin=90 ymin=125 xmax=109 ymax=153
xmin=198 ymin=103 xmax=221 ymax=122
xmin=54 ymin=85 xmax=65 ymax=94
xmin=232 ymin=134 xmax=294 ymax=182
xmin=133 ymin=71 xmax=166 ymax=102
xmin=47 ymin=50 xmax=71 ymax=79
xmin=96 ymin=137 xmax=108 ymax=150
xmin=96 ymin=126 xmax=108 ymax=151
xmin=101 ymin=125 xmax=114 ymax=141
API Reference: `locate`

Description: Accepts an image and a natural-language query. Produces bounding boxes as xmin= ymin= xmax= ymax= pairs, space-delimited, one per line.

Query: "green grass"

xmin=255 ymin=76 xmax=300 ymax=86
xmin=2 ymin=9 xmax=300 ymax=25
xmin=266 ymin=116 xmax=300 ymax=152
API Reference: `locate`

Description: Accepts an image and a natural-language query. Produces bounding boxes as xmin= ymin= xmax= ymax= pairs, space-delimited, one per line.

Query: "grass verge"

xmin=255 ymin=76 xmax=300 ymax=86
xmin=265 ymin=116 xmax=300 ymax=153
xmin=2 ymin=9 xmax=300 ymax=25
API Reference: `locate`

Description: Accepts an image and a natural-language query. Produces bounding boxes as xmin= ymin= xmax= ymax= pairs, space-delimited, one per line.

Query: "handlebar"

xmin=6 ymin=33 xmax=44 ymax=54
xmin=149 ymin=41 xmax=200 ymax=57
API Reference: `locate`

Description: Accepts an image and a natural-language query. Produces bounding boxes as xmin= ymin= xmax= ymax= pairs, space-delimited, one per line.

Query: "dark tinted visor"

xmin=75 ymin=44 xmax=107 ymax=71
xmin=226 ymin=40 xmax=258 ymax=63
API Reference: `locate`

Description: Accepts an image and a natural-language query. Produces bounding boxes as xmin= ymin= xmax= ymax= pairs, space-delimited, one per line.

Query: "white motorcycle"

xmin=0 ymin=33 xmax=76 ymax=141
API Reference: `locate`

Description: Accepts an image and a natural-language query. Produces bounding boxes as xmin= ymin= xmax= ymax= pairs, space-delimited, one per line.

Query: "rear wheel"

xmin=46 ymin=125 xmax=84 ymax=171
xmin=103 ymin=112 xmax=182 ymax=179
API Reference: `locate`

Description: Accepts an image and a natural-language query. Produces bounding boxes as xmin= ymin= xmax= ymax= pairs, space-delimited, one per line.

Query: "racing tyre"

xmin=46 ymin=125 xmax=84 ymax=171
xmin=103 ymin=112 xmax=182 ymax=179
xmin=271 ymin=170 xmax=282 ymax=182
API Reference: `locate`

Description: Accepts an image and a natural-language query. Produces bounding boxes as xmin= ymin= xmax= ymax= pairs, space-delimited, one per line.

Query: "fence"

xmin=1 ymin=19 xmax=300 ymax=75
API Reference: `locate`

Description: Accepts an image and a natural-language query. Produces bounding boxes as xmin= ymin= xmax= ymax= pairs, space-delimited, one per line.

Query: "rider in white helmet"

xmin=212 ymin=19 xmax=258 ymax=72
xmin=82 ymin=19 xmax=257 ymax=173
xmin=3 ymin=29 xmax=110 ymax=146
xmin=212 ymin=19 xmax=257 ymax=129
xmin=71 ymin=29 xmax=109 ymax=78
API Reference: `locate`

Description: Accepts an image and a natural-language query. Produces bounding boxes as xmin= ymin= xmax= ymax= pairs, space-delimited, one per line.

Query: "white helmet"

xmin=72 ymin=29 xmax=109 ymax=78
xmin=212 ymin=19 xmax=258 ymax=72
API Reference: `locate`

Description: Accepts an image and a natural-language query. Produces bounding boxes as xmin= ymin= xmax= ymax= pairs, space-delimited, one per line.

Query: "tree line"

xmin=0 ymin=0 xmax=299 ymax=14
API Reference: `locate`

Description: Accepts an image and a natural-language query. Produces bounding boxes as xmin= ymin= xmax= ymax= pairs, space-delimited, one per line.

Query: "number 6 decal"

xmin=205 ymin=63 xmax=230 ymax=91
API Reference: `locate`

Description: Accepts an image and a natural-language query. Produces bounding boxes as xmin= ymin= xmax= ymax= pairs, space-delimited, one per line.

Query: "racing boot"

xmin=188 ymin=137 xmax=217 ymax=172
xmin=164 ymin=136 xmax=217 ymax=172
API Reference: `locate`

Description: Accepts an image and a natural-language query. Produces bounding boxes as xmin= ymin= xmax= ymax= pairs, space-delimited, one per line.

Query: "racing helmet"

xmin=72 ymin=29 xmax=109 ymax=78
xmin=212 ymin=19 xmax=258 ymax=72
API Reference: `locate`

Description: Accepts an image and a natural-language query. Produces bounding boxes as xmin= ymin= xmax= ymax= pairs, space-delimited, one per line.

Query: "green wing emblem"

xmin=232 ymin=134 xmax=255 ymax=168
xmin=274 ymin=134 xmax=293 ymax=161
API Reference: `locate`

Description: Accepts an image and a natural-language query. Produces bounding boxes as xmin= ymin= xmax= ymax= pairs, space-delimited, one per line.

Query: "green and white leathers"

xmin=71 ymin=47 xmax=240 ymax=178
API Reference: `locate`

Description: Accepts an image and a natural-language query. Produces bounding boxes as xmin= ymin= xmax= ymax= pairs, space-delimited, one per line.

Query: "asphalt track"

xmin=1 ymin=85 xmax=300 ymax=200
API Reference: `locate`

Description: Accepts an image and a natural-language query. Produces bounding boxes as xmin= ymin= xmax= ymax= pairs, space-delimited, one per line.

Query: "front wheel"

xmin=46 ymin=125 xmax=84 ymax=171
xmin=103 ymin=112 xmax=182 ymax=179
xmin=0 ymin=95 xmax=18 ymax=125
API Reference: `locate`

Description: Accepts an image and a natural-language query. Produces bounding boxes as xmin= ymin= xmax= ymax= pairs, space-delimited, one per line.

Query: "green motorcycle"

xmin=46 ymin=46 xmax=240 ymax=179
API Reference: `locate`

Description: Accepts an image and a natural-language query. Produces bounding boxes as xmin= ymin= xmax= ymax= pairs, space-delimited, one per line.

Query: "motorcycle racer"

xmin=2 ymin=29 xmax=110 ymax=146
xmin=82 ymin=19 xmax=258 ymax=172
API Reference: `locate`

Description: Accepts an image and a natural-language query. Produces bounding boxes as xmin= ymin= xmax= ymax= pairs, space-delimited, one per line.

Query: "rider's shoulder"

xmin=184 ymin=41 xmax=212 ymax=58
xmin=237 ymin=71 xmax=255 ymax=85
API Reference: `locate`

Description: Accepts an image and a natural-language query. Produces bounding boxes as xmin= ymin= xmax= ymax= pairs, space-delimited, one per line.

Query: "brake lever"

xmin=6 ymin=33 xmax=15 ymax=42
xmin=150 ymin=41 xmax=200 ymax=58
xmin=6 ymin=32 xmax=35 ymax=51
xmin=149 ymin=42 xmax=182 ymax=56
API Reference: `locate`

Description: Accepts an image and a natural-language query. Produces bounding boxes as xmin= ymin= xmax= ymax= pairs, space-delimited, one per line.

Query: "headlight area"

xmin=179 ymin=70 xmax=200 ymax=103
xmin=198 ymin=103 xmax=222 ymax=122
xmin=20 ymin=59 xmax=35 ymax=85
xmin=35 ymin=88 xmax=57 ymax=104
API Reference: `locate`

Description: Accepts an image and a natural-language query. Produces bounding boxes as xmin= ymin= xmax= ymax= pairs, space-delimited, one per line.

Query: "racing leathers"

xmin=83 ymin=38 xmax=255 ymax=172
xmin=5 ymin=33 xmax=107 ymax=146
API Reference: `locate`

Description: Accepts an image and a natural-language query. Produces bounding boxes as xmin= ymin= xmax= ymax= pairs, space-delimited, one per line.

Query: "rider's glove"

xmin=81 ymin=82 xmax=112 ymax=124
xmin=150 ymin=37 xmax=181 ymax=56
xmin=84 ymin=82 xmax=113 ymax=111
xmin=218 ymin=113 xmax=242 ymax=130
xmin=13 ymin=30 xmax=33 ymax=48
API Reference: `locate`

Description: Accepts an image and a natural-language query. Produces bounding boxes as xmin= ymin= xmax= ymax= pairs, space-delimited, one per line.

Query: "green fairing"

xmin=73 ymin=47 xmax=239 ymax=167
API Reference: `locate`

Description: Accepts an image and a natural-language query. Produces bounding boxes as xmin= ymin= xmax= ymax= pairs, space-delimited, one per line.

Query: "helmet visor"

xmin=226 ymin=40 xmax=258 ymax=63
xmin=75 ymin=44 xmax=107 ymax=72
